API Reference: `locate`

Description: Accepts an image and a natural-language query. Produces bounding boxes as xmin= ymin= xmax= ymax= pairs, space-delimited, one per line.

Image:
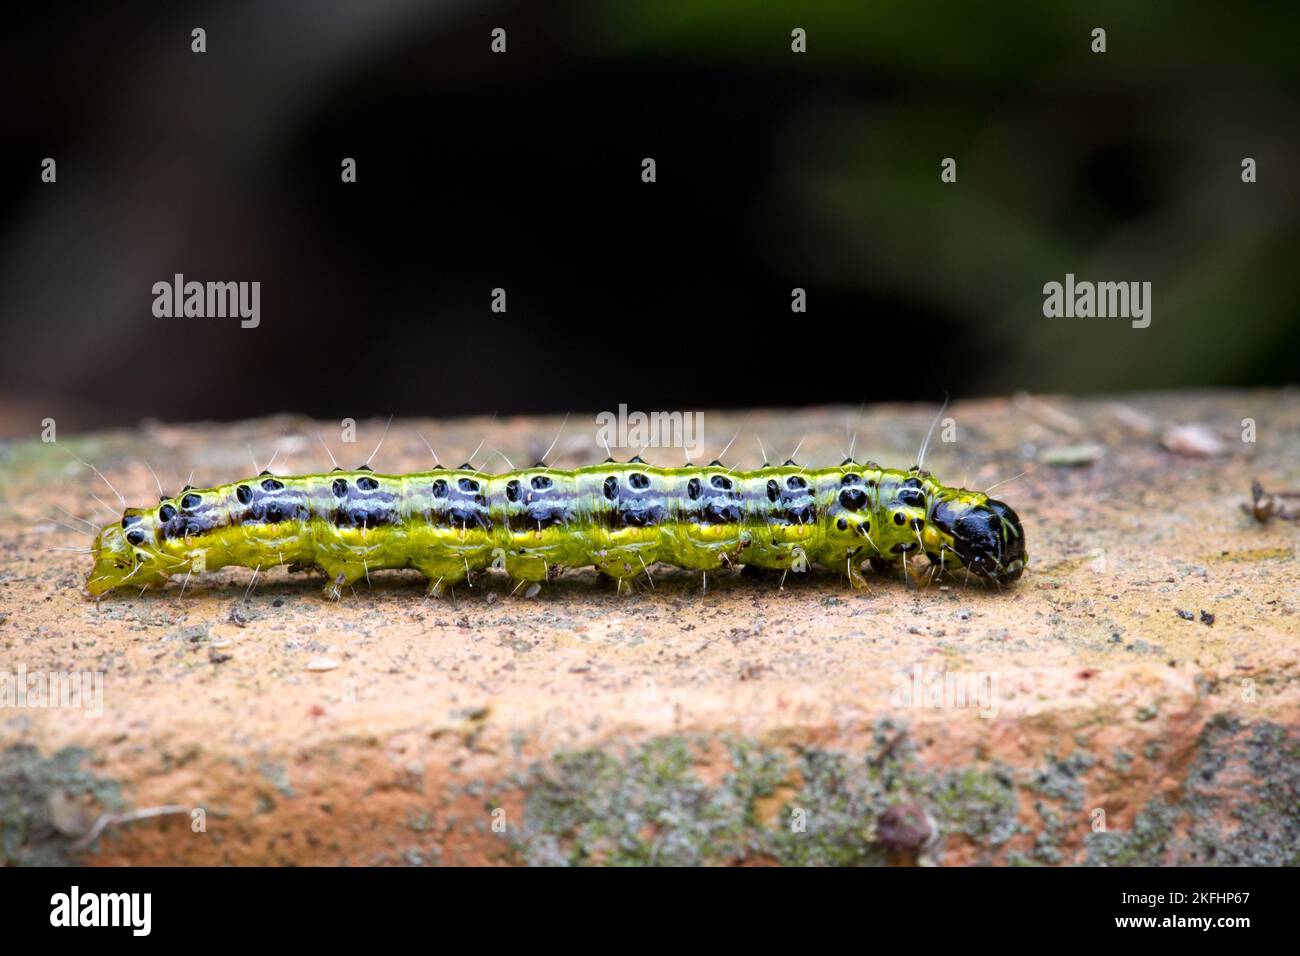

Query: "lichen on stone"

xmin=511 ymin=720 xmax=1021 ymax=866
xmin=0 ymin=744 xmax=124 ymax=866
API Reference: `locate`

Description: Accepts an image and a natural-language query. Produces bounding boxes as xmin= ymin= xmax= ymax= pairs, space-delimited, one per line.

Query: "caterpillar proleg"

xmin=85 ymin=456 xmax=1027 ymax=598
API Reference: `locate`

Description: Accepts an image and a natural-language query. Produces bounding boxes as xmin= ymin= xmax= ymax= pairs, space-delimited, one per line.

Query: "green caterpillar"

xmin=85 ymin=456 xmax=1027 ymax=598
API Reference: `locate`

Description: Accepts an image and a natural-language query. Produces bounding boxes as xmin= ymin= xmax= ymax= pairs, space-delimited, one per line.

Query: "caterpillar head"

xmin=930 ymin=495 xmax=1027 ymax=585
xmin=86 ymin=512 xmax=170 ymax=596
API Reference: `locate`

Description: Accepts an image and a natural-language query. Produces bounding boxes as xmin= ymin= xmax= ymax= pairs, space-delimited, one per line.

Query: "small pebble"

xmin=878 ymin=803 xmax=935 ymax=851
xmin=1040 ymin=443 xmax=1103 ymax=467
xmin=1162 ymin=424 xmax=1225 ymax=458
xmin=46 ymin=791 xmax=89 ymax=838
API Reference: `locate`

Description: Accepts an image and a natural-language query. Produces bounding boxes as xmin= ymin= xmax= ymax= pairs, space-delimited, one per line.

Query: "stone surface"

xmin=1 ymin=391 xmax=1297 ymax=865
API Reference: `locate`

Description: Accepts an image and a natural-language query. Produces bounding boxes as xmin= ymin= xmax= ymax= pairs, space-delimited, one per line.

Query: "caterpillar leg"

xmin=610 ymin=575 xmax=641 ymax=597
xmin=846 ymin=557 xmax=872 ymax=592
xmin=925 ymin=548 xmax=962 ymax=582
xmin=317 ymin=542 xmax=383 ymax=600
xmin=868 ymin=554 xmax=926 ymax=588
xmin=593 ymin=569 xmax=638 ymax=596
xmin=899 ymin=551 xmax=934 ymax=590
xmin=592 ymin=549 xmax=643 ymax=597
xmin=420 ymin=568 xmax=472 ymax=598
xmin=319 ymin=565 xmax=366 ymax=601
xmin=509 ymin=578 xmax=543 ymax=599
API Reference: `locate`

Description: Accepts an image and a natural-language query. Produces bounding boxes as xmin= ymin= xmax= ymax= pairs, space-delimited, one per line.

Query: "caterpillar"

xmin=85 ymin=455 xmax=1027 ymax=599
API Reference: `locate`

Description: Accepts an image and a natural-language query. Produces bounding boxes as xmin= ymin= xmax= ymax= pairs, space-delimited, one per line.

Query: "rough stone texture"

xmin=1 ymin=391 xmax=1296 ymax=866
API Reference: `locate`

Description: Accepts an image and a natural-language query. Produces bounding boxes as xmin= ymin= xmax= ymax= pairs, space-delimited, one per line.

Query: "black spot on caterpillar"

xmin=86 ymin=459 xmax=1027 ymax=599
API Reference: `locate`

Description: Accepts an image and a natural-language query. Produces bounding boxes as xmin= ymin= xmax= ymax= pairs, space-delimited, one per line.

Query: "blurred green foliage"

xmin=587 ymin=1 xmax=1299 ymax=395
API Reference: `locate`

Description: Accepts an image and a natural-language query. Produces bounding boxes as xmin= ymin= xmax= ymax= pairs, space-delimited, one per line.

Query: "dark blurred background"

xmin=2 ymin=0 xmax=1297 ymax=436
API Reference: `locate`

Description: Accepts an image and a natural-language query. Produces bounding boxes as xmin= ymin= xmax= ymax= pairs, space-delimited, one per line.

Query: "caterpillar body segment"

xmin=87 ymin=460 xmax=1027 ymax=598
